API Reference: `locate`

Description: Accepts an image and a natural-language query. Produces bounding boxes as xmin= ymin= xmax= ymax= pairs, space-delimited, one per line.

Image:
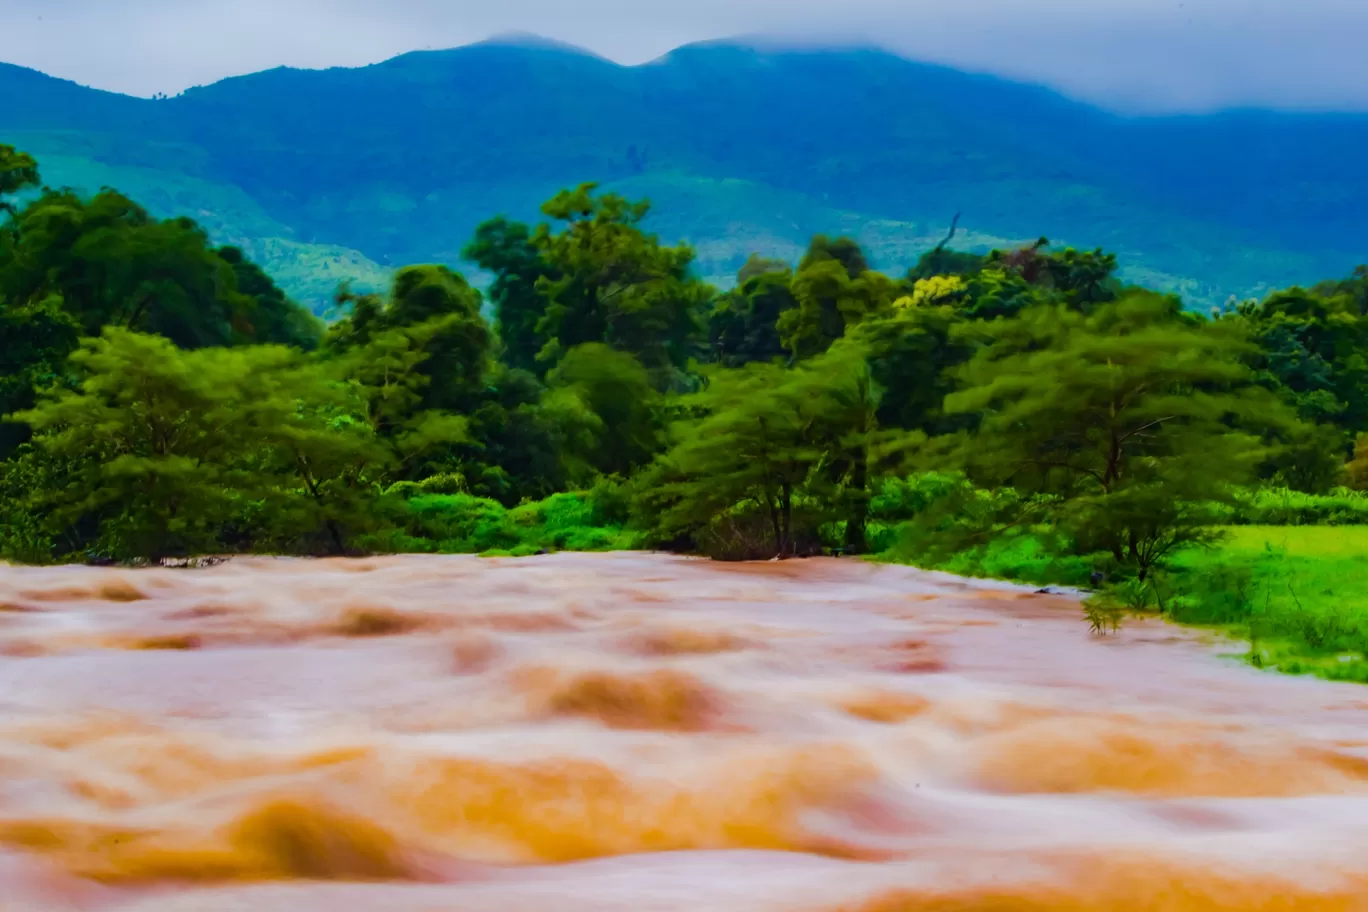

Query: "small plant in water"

xmin=1083 ymin=594 xmax=1126 ymax=635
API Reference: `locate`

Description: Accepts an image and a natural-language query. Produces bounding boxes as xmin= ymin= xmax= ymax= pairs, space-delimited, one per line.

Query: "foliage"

xmin=546 ymin=343 xmax=663 ymax=480
xmin=464 ymin=216 xmax=557 ymax=376
xmin=385 ymin=480 xmax=639 ymax=556
xmin=943 ymin=290 xmax=1298 ymax=579
xmin=531 ymin=184 xmax=712 ymax=386
xmin=1219 ymin=486 xmax=1368 ymax=526
xmin=0 ymin=144 xmax=40 ymax=214
xmin=0 ymin=188 xmax=318 ymax=349
xmin=708 ymin=269 xmax=795 ymax=367
xmin=639 ymin=361 xmax=829 ymax=558
xmin=778 ymin=239 xmax=898 ymax=359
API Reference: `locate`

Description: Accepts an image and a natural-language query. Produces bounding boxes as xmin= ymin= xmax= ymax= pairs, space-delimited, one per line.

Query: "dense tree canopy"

xmin=0 ymin=142 xmax=1362 ymax=579
xmin=943 ymin=291 xmax=1291 ymax=578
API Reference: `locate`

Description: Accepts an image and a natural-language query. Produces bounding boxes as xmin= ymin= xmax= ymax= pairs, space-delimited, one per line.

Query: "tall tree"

xmin=464 ymin=216 xmax=556 ymax=376
xmin=800 ymin=235 xmax=869 ymax=279
xmin=328 ymin=264 xmax=491 ymax=416
xmin=531 ymin=183 xmax=712 ymax=386
xmin=643 ymin=362 xmax=825 ymax=558
xmin=216 ymin=245 xmax=323 ymax=350
xmin=943 ymin=290 xmax=1300 ymax=579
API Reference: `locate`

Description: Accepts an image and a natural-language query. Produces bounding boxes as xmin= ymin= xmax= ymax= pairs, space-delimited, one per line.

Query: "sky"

xmin=1 ymin=0 xmax=1365 ymax=112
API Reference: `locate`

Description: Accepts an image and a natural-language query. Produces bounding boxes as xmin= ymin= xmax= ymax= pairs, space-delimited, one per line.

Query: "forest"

xmin=4 ymin=139 xmax=1368 ymax=671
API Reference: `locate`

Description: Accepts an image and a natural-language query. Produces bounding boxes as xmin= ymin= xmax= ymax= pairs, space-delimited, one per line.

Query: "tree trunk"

xmin=767 ymin=495 xmax=783 ymax=560
xmin=780 ymin=481 xmax=793 ymax=558
xmin=323 ymin=518 xmax=347 ymax=556
xmin=843 ymin=449 xmax=869 ymax=555
xmin=296 ymin=453 xmax=348 ymax=556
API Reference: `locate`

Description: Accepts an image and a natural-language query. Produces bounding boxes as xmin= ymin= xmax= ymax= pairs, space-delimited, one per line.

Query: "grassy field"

xmin=1166 ymin=526 xmax=1368 ymax=683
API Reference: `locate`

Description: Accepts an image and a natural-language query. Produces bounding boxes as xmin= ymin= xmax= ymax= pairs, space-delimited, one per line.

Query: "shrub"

xmin=1222 ymin=486 xmax=1368 ymax=526
xmin=694 ymin=498 xmax=826 ymax=561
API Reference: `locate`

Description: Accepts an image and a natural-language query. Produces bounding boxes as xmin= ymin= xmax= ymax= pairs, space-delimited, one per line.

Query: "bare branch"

xmin=931 ymin=212 xmax=962 ymax=255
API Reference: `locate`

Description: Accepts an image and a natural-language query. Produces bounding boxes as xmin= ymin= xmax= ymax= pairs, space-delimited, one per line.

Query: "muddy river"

xmin=1 ymin=553 xmax=1366 ymax=910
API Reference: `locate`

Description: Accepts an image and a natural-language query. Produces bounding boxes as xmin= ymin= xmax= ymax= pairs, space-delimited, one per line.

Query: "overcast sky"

xmin=1 ymin=0 xmax=1365 ymax=112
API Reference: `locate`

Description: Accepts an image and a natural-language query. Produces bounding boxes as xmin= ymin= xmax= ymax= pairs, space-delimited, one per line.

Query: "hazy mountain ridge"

xmin=2 ymin=37 xmax=1364 ymax=310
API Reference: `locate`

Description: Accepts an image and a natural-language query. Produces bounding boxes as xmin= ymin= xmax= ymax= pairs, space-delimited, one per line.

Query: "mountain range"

xmin=2 ymin=35 xmax=1365 ymax=311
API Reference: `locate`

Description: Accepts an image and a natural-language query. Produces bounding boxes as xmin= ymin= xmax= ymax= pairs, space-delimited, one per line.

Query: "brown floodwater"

xmin=1 ymin=553 xmax=1367 ymax=911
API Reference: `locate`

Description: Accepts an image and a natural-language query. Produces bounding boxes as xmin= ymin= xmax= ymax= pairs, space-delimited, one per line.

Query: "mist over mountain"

xmin=2 ymin=36 xmax=1365 ymax=309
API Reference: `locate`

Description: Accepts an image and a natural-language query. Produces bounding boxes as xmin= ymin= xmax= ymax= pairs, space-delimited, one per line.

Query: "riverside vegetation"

xmin=4 ymin=142 xmax=1368 ymax=680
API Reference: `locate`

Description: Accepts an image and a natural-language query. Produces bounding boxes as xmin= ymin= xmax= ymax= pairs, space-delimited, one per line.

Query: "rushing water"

xmin=1 ymin=553 xmax=1367 ymax=911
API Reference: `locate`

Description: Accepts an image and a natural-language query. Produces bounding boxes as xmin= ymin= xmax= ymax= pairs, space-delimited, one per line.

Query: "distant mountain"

xmin=2 ymin=38 xmax=1365 ymax=310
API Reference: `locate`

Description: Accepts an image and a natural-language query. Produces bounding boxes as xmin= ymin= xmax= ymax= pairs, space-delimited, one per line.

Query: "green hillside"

xmin=2 ymin=39 xmax=1365 ymax=310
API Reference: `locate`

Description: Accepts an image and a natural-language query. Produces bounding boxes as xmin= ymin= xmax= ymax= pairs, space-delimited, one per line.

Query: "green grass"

xmin=1164 ymin=526 xmax=1368 ymax=682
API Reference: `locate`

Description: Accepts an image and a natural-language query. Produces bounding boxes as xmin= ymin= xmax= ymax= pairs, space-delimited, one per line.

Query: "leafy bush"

xmin=387 ymin=480 xmax=642 ymax=556
xmin=403 ymin=493 xmax=522 ymax=553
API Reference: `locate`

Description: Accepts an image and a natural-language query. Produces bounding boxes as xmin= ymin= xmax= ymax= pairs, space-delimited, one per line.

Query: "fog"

xmin=1 ymin=0 xmax=1366 ymax=111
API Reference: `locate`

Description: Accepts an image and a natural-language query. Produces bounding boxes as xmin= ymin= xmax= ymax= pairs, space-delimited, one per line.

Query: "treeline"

xmin=2 ymin=142 xmax=1368 ymax=580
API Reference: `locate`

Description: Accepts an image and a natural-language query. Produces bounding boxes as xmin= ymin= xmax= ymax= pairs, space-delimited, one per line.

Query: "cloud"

xmin=1 ymin=0 xmax=1365 ymax=111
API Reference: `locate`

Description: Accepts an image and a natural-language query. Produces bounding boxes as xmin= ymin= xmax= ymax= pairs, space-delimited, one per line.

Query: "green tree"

xmin=778 ymin=251 xmax=898 ymax=360
xmin=9 ymin=329 xmax=405 ymax=559
xmin=1 ymin=188 xmax=314 ymax=348
xmin=0 ymin=293 xmax=81 ymax=457
xmin=546 ymin=343 xmax=662 ymax=480
xmin=463 ymin=216 xmax=556 ymax=376
xmin=216 ymin=245 xmax=323 ymax=350
xmin=735 ymin=253 xmax=789 ymax=284
xmin=849 ymin=301 xmax=972 ymax=434
xmin=794 ymin=341 xmax=885 ymax=554
xmin=644 ymin=343 xmax=895 ymax=557
xmin=1229 ymin=277 xmax=1368 ymax=490
xmin=799 ymin=235 xmax=869 ymax=279
xmin=531 ymin=183 xmax=712 ymax=385
xmin=909 ymin=248 xmax=985 ymax=281
xmin=456 ymin=363 xmax=574 ymax=504
xmin=708 ymin=268 xmax=796 ymax=367
xmin=943 ymin=290 xmax=1298 ymax=579
xmin=13 ymin=331 xmax=295 ymax=558
xmin=326 ymin=265 xmax=487 ymax=471
xmin=0 ymin=145 xmax=39 ymax=215
xmin=643 ymin=362 xmax=825 ymax=558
